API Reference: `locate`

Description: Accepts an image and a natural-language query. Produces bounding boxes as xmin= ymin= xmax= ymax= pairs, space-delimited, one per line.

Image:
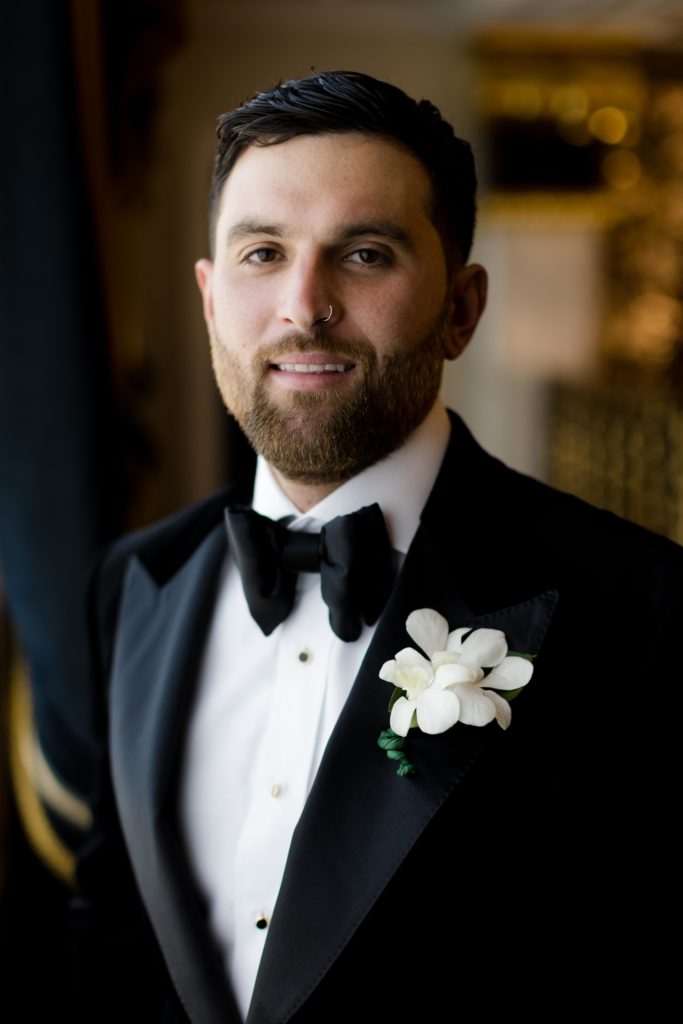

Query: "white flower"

xmin=379 ymin=608 xmax=533 ymax=737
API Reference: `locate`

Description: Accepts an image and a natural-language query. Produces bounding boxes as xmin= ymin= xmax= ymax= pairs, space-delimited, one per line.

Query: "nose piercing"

xmin=316 ymin=305 xmax=333 ymax=324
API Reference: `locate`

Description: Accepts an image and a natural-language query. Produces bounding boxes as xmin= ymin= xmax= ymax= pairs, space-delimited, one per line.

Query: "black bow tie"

xmin=224 ymin=503 xmax=394 ymax=642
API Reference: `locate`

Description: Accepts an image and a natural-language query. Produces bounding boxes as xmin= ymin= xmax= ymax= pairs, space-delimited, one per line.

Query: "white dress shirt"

xmin=179 ymin=400 xmax=450 ymax=1019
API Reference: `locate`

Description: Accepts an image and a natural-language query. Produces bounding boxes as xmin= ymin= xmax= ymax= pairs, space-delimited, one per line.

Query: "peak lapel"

xmin=109 ymin=524 xmax=241 ymax=1024
xmin=248 ymin=531 xmax=557 ymax=1022
xmin=248 ymin=416 xmax=559 ymax=1024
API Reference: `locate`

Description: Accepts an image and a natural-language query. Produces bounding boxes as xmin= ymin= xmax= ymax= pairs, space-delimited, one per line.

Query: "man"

xmin=78 ymin=71 xmax=682 ymax=1023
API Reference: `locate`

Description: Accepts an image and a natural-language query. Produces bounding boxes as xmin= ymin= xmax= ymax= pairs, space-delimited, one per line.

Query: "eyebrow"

xmin=335 ymin=221 xmax=413 ymax=248
xmin=224 ymin=219 xmax=414 ymax=249
xmin=225 ymin=221 xmax=284 ymax=244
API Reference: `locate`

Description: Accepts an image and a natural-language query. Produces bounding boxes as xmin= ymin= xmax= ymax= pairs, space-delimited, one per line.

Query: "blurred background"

xmin=1 ymin=0 xmax=682 ymax=1012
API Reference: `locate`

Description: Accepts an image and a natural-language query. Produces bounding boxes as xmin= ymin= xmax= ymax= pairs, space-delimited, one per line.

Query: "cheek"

xmin=364 ymin=299 xmax=446 ymax=363
xmin=210 ymin=332 xmax=252 ymax=388
xmin=209 ymin=335 xmax=255 ymax=421
xmin=347 ymin=285 xmax=406 ymax=340
xmin=212 ymin=274 xmax=266 ymax=334
xmin=367 ymin=269 xmax=446 ymax=337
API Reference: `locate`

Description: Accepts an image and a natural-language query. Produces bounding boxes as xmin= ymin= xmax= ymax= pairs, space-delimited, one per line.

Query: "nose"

xmin=277 ymin=252 xmax=338 ymax=330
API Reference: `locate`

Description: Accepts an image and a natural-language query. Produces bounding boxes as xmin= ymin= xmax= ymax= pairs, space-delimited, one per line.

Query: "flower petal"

xmin=415 ymin=688 xmax=461 ymax=735
xmin=395 ymin=664 xmax=433 ymax=698
xmin=487 ymin=655 xmax=533 ymax=690
xmin=430 ymin=650 xmax=460 ymax=670
xmin=460 ymin=628 xmax=508 ymax=668
xmin=379 ymin=659 xmax=399 ymax=683
xmin=433 ymin=662 xmax=481 ymax=689
xmin=446 ymin=627 xmax=470 ymax=652
xmin=390 ymin=696 xmax=417 ymax=737
xmin=485 ymin=689 xmax=512 ymax=730
xmin=395 ymin=647 xmax=432 ymax=670
xmin=406 ymin=608 xmax=449 ymax=657
xmin=454 ymin=684 xmax=497 ymax=727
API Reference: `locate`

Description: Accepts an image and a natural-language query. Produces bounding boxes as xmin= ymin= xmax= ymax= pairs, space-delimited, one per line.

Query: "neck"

xmin=268 ymin=467 xmax=343 ymax=513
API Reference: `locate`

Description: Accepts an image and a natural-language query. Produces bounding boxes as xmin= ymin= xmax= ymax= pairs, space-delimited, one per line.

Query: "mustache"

xmin=255 ymin=330 xmax=376 ymax=368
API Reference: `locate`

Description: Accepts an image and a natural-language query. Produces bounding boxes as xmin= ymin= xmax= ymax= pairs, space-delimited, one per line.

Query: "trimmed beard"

xmin=210 ymin=307 xmax=448 ymax=484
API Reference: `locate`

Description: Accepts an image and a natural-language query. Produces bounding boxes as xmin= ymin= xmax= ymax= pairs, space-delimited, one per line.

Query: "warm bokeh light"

xmin=550 ymin=85 xmax=589 ymax=123
xmin=588 ymin=105 xmax=629 ymax=144
xmin=601 ymin=147 xmax=641 ymax=188
xmin=500 ymin=80 xmax=544 ymax=119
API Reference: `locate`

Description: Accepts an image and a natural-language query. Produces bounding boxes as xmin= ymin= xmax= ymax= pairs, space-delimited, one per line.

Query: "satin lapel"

xmin=109 ymin=523 xmax=241 ymax=1024
xmin=248 ymin=510 xmax=558 ymax=1024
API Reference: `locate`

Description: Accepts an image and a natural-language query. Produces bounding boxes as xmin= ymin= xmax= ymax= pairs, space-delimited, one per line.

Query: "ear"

xmin=444 ymin=263 xmax=488 ymax=361
xmin=194 ymin=258 xmax=215 ymax=328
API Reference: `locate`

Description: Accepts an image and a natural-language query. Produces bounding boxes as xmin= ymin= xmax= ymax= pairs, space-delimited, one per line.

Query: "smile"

xmin=274 ymin=363 xmax=351 ymax=373
xmin=267 ymin=351 xmax=358 ymax=390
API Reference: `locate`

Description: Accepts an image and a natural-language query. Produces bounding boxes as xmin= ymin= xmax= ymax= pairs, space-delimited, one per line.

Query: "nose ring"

xmin=316 ymin=304 xmax=333 ymax=324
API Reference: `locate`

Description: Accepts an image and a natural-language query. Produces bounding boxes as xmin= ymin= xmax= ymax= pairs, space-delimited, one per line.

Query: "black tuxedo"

xmin=76 ymin=412 xmax=683 ymax=1023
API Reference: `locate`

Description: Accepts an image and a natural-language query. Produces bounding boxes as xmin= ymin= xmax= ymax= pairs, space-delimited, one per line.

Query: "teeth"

xmin=277 ymin=363 xmax=347 ymax=373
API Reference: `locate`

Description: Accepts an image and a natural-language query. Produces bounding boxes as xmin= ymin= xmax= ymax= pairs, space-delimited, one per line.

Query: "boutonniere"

xmin=377 ymin=608 xmax=535 ymax=777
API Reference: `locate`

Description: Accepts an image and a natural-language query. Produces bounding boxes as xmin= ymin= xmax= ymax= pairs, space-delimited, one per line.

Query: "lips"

xmin=269 ymin=351 xmax=356 ymax=376
xmin=274 ymin=362 xmax=350 ymax=373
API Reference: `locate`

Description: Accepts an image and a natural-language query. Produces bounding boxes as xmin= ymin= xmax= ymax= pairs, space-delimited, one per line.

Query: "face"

xmin=196 ymin=132 xmax=485 ymax=483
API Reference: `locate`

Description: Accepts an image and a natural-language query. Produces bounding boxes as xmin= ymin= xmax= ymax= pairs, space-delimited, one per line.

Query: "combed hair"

xmin=209 ymin=70 xmax=477 ymax=264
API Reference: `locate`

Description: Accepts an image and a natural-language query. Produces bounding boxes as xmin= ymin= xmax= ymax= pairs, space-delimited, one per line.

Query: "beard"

xmin=210 ymin=308 xmax=448 ymax=484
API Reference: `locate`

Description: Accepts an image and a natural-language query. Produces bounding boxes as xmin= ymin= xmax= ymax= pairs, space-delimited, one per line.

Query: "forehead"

xmin=215 ymin=133 xmax=436 ymax=238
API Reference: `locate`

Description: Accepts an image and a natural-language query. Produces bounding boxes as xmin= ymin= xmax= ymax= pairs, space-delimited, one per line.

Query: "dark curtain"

xmin=0 ymin=0 xmax=120 ymax=833
xmin=0 ymin=0 xmax=125 ymax=1010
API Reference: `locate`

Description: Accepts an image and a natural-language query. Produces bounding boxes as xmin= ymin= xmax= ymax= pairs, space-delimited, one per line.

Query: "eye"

xmin=345 ymin=248 xmax=390 ymax=267
xmin=243 ymin=247 xmax=280 ymax=265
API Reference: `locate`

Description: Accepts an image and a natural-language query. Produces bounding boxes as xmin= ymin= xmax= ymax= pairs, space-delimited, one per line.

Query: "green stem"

xmin=377 ymin=728 xmax=415 ymax=777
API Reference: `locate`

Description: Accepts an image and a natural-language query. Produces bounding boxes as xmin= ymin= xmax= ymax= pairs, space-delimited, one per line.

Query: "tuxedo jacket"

xmin=76 ymin=412 xmax=683 ymax=1023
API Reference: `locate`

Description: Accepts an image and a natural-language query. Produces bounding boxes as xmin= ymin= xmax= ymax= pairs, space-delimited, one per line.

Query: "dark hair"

xmin=209 ymin=70 xmax=477 ymax=264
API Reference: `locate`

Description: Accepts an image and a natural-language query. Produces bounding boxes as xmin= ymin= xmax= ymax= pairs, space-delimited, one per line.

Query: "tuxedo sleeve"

xmin=69 ymin=544 xmax=190 ymax=1024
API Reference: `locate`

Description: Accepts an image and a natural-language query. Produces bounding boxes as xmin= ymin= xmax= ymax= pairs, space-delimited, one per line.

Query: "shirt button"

xmin=271 ymin=783 xmax=282 ymax=798
xmin=298 ymin=648 xmax=312 ymax=664
xmin=255 ymin=914 xmax=269 ymax=930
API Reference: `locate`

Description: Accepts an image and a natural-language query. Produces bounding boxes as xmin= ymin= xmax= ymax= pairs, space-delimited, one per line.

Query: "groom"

xmin=79 ymin=71 xmax=683 ymax=1023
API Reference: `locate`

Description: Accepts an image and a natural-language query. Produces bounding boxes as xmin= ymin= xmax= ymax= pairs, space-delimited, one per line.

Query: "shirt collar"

xmin=251 ymin=399 xmax=450 ymax=554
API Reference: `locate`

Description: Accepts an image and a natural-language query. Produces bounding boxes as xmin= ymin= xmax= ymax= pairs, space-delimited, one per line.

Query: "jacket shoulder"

xmin=89 ymin=486 xmax=239 ymax=684
xmin=438 ymin=411 xmax=683 ymax=615
xmin=504 ymin=460 xmax=683 ymax=574
xmin=100 ymin=487 xmax=233 ymax=585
